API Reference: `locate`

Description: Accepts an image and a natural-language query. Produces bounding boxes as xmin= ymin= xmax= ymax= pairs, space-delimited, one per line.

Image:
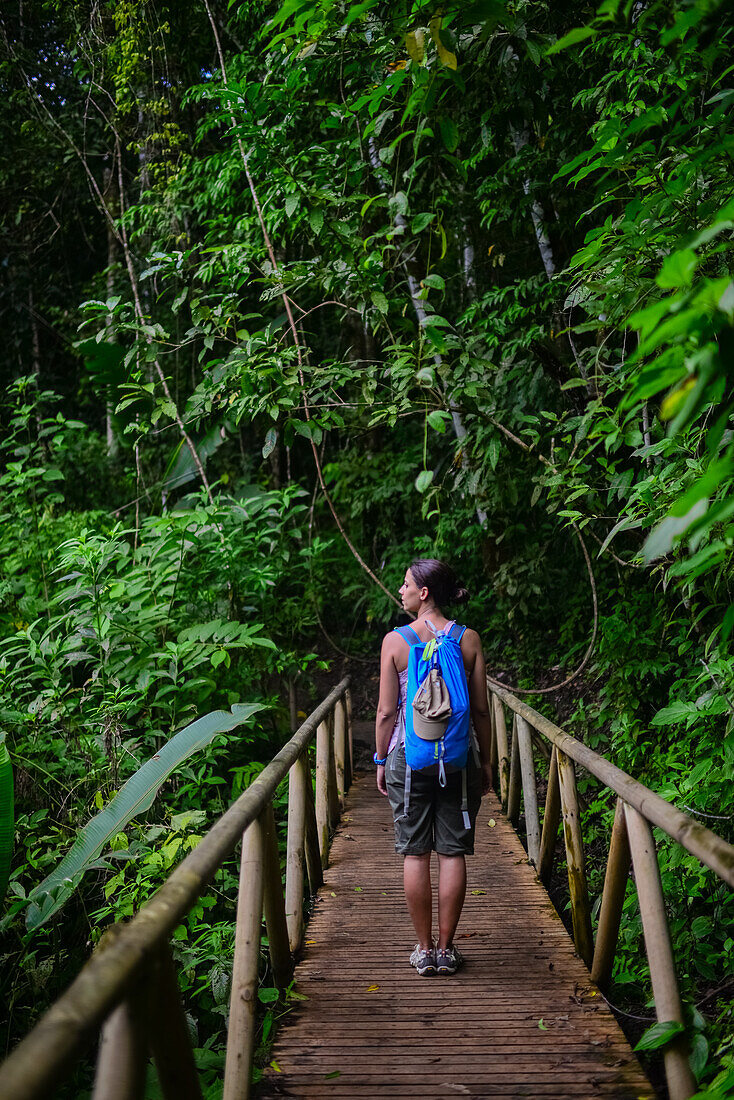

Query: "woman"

xmin=375 ymin=559 xmax=492 ymax=975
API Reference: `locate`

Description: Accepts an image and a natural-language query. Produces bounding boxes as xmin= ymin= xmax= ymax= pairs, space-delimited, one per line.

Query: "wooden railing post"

xmin=538 ymin=746 xmax=561 ymax=887
xmin=624 ymin=804 xmax=696 ymax=1100
xmin=261 ymin=801 xmax=293 ymax=990
xmin=488 ymin=687 xmax=499 ymax=793
xmin=285 ymin=755 xmax=307 ymax=952
xmin=492 ymin=696 xmax=510 ymax=806
xmin=516 ymin=716 xmax=541 ymax=867
xmin=344 ymin=687 xmax=354 ymax=790
xmin=556 ymin=748 xmax=594 ymax=967
xmin=334 ymin=699 xmax=346 ymax=808
xmin=302 ymin=756 xmax=324 ymax=895
xmin=146 ymin=942 xmax=203 ymax=1100
xmin=327 ymin=711 xmax=340 ymax=831
xmin=507 ymin=715 xmax=521 ymax=826
xmin=591 ymin=798 xmax=631 ymax=991
xmin=223 ymin=816 xmax=265 ymax=1100
xmin=315 ymin=716 xmax=331 ymax=865
xmin=92 ymin=994 xmax=148 ymax=1100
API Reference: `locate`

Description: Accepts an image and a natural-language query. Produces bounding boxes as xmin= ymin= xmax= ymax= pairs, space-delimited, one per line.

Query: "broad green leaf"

xmin=411 ymin=212 xmax=434 ymax=234
xmin=422 ymin=274 xmax=445 ymax=291
xmin=427 ymin=410 xmax=449 ymax=433
xmin=25 ymin=702 xmax=265 ymax=930
xmin=657 ymin=249 xmax=698 ymax=289
xmin=634 ymin=1020 xmax=685 ymax=1052
xmin=415 ymin=469 xmax=434 ymax=493
xmin=439 ymin=117 xmax=459 ymax=153
xmin=424 ymin=326 xmax=447 ymax=354
xmin=546 ymin=26 xmax=597 ymax=55
xmin=643 ymin=499 xmax=708 ymax=562
xmin=262 ymin=428 xmax=278 ymax=460
xmin=722 ymin=605 xmax=734 ymax=643
xmin=309 ymin=208 xmax=324 ymax=234
xmin=371 ymin=290 xmax=389 ymax=314
xmin=689 ymin=1032 xmax=709 ymax=1082
xmin=0 ymin=734 xmax=13 ymax=908
xmin=285 ymin=193 xmax=299 ymax=218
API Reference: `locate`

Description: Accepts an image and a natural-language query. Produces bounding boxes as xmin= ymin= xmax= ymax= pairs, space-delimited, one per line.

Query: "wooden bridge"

xmin=0 ymin=677 xmax=732 ymax=1100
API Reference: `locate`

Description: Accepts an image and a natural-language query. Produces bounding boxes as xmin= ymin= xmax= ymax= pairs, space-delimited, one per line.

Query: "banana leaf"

xmin=0 ymin=733 xmax=13 ymax=907
xmin=25 ymin=702 xmax=265 ymax=931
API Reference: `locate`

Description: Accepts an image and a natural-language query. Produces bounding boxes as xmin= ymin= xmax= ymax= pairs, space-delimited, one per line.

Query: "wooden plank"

xmin=260 ymin=778 xmax=653 ymax=1099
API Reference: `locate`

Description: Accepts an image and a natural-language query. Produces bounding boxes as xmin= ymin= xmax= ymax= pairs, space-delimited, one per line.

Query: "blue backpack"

xmin=394 ymin=621 xmax=475 ymax=827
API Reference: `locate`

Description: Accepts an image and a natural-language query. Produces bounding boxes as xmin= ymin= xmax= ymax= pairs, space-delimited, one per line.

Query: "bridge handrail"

xmin=0 ymin=677 xmax=352 ymax=1100
xmin=488 ymin=680 xmax=734 ymax=1100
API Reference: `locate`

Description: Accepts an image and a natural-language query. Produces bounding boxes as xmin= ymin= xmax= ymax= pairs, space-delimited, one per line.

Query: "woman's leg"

xmin=436 ymin=854 xmax=466 ymax=949
xmin=403 ymin=853 xmax=432 ymax=949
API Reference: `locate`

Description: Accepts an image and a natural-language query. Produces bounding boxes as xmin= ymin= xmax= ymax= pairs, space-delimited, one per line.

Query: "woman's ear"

xmin=419 ymin=586 xmax=429 ymax=602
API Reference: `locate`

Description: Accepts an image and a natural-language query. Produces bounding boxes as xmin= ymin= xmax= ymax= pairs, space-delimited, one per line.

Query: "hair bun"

xmin=453 ymin=585 xmax=470 ymax=605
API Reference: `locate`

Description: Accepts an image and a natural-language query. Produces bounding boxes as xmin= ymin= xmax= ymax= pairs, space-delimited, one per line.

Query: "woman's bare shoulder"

xmin=381 ymin=630 xmax=404 ymax=654
xmin=460 ymin=626 xmax=482 ymax=649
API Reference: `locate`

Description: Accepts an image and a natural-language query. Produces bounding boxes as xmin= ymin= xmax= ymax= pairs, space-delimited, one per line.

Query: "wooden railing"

xmin=488 ymin=682 xmax=734 ymax=1100
xmin=0 ymin=678 xmax=353 ymax=1100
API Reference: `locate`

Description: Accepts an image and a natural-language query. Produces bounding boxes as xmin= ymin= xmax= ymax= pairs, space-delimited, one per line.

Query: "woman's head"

xmin=399 ymin=559 xmax=469 ymax=615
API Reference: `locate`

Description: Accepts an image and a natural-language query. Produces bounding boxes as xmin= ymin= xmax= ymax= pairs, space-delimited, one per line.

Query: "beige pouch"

xmin=412 ymin=669 xmax=452 ymax=740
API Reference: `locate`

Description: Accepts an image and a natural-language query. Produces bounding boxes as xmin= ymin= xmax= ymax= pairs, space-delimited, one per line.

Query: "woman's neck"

xmin=415 ymin=605 xmax=449 ymax=626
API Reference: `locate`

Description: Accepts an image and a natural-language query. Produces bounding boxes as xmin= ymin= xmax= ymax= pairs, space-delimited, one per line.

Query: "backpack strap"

xmin=394 ymin=624 xmax=422 ymax=647
xmin=449 ymin=622 xmax=466 ymax=642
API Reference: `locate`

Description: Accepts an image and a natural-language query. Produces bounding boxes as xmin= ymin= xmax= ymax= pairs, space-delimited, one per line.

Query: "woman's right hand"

xmin=376 ymin=763 xmax=388 ymax=796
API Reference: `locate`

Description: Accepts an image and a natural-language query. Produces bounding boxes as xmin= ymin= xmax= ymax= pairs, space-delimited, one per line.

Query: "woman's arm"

xmin=464 ymin=629 xmax=493 ymax=795
xmin=375 ymin=633 xmax=401 ymax=795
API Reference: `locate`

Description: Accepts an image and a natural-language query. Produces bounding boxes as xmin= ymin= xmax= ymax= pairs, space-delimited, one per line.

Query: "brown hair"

xmin=409 ymin=559 xmax=469 ymax=608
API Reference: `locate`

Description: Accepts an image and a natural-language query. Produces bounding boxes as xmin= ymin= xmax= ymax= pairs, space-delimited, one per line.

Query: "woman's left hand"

xmin=376 ymin=763 xmax=388 ymax=796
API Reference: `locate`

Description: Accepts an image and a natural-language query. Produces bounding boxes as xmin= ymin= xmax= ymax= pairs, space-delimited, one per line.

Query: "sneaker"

xmin=409 ymin=945 xmax=436 ymax=976
xmin=436 ymin=944 xmax=464 ymax=974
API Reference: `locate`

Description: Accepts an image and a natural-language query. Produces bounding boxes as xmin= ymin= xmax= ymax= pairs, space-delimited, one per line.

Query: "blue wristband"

xmin=373 ymin=752 xmax=388 ymax=766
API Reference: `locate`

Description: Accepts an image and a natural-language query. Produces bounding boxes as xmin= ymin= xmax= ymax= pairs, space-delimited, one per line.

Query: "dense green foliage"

xmin=1 ymin=0 xmax=733 ymax=1093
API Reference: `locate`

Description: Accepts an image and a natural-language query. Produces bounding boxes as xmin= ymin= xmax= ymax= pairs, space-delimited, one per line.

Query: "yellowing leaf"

xmin=367 ymin=984 xmax=380 ymax=992
xmin=660 ymin=377 xmax=696 ymax=420
xmin=470 ymin=889 xmax=486 ymax=895
xmin=270 ymin=1060 xmax=282 ymax=1072
xmin=488 ymin=818 xmax=496 ymax=827
xmin=405 ymin=30 xmax=425 ymax=64
xmin=305 ymin=940 xmax=316 ymax=945
xmin=429 ymin=15 xmax=457 ymax=69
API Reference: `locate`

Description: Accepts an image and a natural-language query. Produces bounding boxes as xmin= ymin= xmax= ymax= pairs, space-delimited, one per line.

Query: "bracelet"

xmin=373 ymin=752 xmax=388 ymax=766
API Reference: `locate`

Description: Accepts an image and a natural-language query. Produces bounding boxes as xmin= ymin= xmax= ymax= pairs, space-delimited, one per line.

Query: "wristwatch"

xmin=373 ymin=752 xmax=388 ymax=766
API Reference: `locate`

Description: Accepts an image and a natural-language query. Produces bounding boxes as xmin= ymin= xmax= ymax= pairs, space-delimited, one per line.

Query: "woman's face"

xmin=399 ymin=569 xmax=426 ymax=614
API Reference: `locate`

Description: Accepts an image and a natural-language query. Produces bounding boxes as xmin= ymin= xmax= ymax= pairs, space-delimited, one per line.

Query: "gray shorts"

xmin=386 ymin=741 xmax=482 ymax=856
